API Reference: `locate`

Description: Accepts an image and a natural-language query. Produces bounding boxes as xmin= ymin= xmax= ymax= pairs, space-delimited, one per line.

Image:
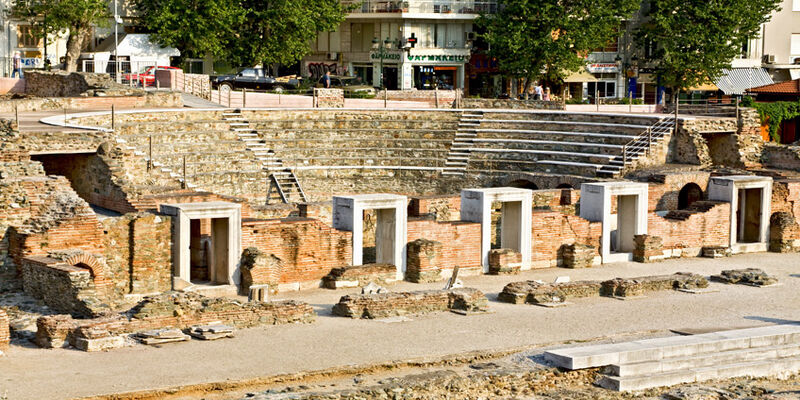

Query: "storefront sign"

xmin=587 ymin=63 xmax=619 ymax=73
xmin=21 ymin=58 xmax=42 ymax=68
xmin=370 ymin=52 xmax=402 ymax=61
xmin=407 ymin=54 xmax=468 ymax=63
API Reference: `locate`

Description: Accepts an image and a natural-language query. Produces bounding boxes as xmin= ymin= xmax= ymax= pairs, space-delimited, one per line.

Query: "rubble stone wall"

xmin=669 ymin=117 xmax=737 ymax=165
xmin=460 ymin=98 xmax=565 ymax=110
xmin=332 ymin=288 xmax=487 ymax=319
xmin=102 ymin=213 xmax=172 ymax=297
xmin=770 ymin=181 xmax=800 ymax=252
xmin=0 ymin=309 xmax=9 ymax=351
xmin=645 ymin=171 xmax=712 ymax=211
xmin=35 ymin=293 xmax=315 ymax=348
xmin=21 ymin=257 xmax=105 ymax=317
xmin=408 ymin=195 xmax=462 ymax=221
xmin=0 ymin=92 xmax=182 ymax=113
xmin=762 ymin=145 xmax=800 ymax=172
xmin=406 ymin=239 xmax=444 ymax=282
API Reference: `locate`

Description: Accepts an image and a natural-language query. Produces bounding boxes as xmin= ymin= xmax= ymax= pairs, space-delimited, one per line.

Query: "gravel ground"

xmin=1 ymin=252 xmax=800 ymax=400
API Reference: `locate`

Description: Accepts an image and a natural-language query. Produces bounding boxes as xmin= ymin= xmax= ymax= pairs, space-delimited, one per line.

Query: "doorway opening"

xmin=737 ymin=188 xmax=763 ymax=244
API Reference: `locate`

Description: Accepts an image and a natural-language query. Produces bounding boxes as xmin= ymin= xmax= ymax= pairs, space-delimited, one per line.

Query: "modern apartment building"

xmin=301 ymin=0 xmax=496 ymax=91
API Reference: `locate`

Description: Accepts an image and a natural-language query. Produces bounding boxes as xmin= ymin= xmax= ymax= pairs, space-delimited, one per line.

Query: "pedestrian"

xmin=533 ymin=83 xmax=543 ymax=100
xmin=543 ymin=87 xmax=551 ymax=101
xmin=12 ymin=51 xmax=22 ymax=78
xmin=323 ymin=70 xmax=331 ymax=88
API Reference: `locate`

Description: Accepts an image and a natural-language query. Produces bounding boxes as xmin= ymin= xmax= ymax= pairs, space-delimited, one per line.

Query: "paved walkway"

xmin=1 ymin=252 xmax=799 ymax=399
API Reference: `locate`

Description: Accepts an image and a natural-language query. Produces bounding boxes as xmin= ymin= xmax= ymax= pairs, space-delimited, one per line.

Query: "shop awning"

xmin=687 ymin=82 xmax=720 ymax=92
xmin=714 ymin=68 xmax=773 ymax=95
xmin=563 ymin=68 xmax=598 ymax=83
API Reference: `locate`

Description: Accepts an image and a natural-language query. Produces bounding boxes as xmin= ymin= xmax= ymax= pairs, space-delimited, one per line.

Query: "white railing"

xmin=78 ymin=59 xmax=160 ymax=86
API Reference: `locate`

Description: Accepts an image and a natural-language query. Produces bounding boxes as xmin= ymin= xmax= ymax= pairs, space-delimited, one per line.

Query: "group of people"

xmin=529 ymin=83 xmax=551 ymax=101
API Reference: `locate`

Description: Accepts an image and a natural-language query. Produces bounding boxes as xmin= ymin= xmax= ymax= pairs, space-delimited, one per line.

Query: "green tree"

xmin=11 ymin=0 xmax=109 ymax=72
xmin=133 ymin=0 xmax=244 ymax=62
xmin=637 ymin=0 xmax=781 ymax=98
xmin=135 ymin=0 xmax=349 ymax=72
xmin=477 ymin=0 xmax=639 ymax=98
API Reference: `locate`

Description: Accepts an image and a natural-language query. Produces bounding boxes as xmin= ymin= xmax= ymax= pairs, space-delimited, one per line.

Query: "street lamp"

xmin=372 ymin=36 xmax=392 ymax=90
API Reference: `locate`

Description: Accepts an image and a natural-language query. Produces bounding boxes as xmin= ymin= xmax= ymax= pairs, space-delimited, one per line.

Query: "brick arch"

xmin=62 ymin=253 xmax=108 ymax=284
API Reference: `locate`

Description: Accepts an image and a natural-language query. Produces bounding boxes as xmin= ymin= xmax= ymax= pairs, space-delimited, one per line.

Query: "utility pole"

xmin=114 ymin=0 xmax=120 ymax=83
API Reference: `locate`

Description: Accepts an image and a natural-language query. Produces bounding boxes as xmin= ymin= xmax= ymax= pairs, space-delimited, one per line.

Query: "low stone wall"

xmin=460 ymin=98 xmax=565 ymax=110
xmin=0 ymin=309 xmax=9 ymax=351
xmin=762 ymin=145 xmax=800 ymax=172
xmin=322 ymin=263 xmax=398 ymax=289
xmin=406 ymin=239 xmax=445 ymax=283
xmin=35 ymin=292 xmax=316 ymax=349
xmin=488 ymin=248 xmax=521 ymax=275
xmin=379 ymin=89 xmax=458 ymax=108
xmin=498 ymin=272 xmax=708 ymax=305
xmin=0 ymin=91 xmax=182 ymax=112
xmin=24 ymin=71 xmax=143 ymax=97
xmin=21 ymin=256 xmax=110 ymax=317
xmin=240 ymin=247 xmax=281 ymax=294
xmin=332 ymin=288 xmax=487 ymax=319
xmin=314 ymin=88 xmax=344 ymax=108
xmin=770 ymin=212 xmax=800 ymax=252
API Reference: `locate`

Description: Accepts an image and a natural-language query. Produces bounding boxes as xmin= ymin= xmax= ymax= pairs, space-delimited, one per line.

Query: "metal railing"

xmin=620 ymin=118 xmax=674 ymax=169
xmin=670 ymin=98 xmax=740 ymax=117
xmin=344 ymin=0 xmax=497 ymax=13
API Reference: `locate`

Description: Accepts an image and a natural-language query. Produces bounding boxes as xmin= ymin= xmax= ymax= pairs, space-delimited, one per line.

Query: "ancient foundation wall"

xmin=645 ymin=171 xmax=712 ymax=211
xmin=102 ymin=213 xmax=172 ymax=297
xmin=460 ymin=98 xmax=565 ymax=110
xmin=0 ymin=309 xmax=9 ymax=351
xmin=35 ymin=293 xmax=315 ymax=349
xmin=21 ymin=257 xmax=105 ymax=316
xmin=0 ymin=92 xmax=182 ymax=113
xmin=407 ymin=217 xmax=482 ymax=277
xmin=531 ymin=210 xmax=601 ymax=268
xmin=646 ymin=202 xmax=731 ymax=257
xmin=332 ymin=288 xmax=487 ymax=319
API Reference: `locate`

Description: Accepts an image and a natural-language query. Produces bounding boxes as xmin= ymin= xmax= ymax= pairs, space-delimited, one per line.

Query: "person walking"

xmin=543 ymin=87 xmax=551 ymax=101
xmin=533 ymin=83 xmax=543 ymax=100
xmin=323 ymin=71 xmax=331 ymax=88
xmin=12 ymin=52 xmax=22 ymax=78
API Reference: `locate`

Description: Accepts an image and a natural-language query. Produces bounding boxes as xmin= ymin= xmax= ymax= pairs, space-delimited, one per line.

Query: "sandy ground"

xmin=1 ymin=252 xmax=800 ymax=399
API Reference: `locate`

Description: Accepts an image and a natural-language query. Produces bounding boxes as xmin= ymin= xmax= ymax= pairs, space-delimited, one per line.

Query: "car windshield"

xmin=340 ymin=77 xmax=363 ymax=86
xmin=139 ymin=66 xmax=155 ymax=74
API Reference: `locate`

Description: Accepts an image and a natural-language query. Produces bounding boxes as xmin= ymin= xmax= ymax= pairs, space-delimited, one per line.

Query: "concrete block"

xmin=74 ymin=336 xmax=125 ymax=352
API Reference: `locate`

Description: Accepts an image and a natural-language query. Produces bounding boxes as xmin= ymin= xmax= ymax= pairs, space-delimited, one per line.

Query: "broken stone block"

xmin=406 ymin=239 xmax=445 ymax=283
xmin=633 ymin=234 xmax=664 ymax=263
xmin=322 ymin=264 xmax=397 ymax=289
xmin=560 ymin=244 xmax=596 ymax=268
xmin=702 ymin=246 xmax=731 ymax=258
xmin=188 ymin=324 xmax=235 ymax=341
xmin=488 ymin=248 xmax=522 ymax=275
xmin=136 ymin=328 xmax=190 ymax=345
xmin=361 ymin=281 xmax=387 ymax=294
xmin=711 ymin=268 xmax=777 ymax=286
xmin=672 ymin=272 xmax=709 ymax=290
xmin=74 ymin=336 xmax=125 ymax=352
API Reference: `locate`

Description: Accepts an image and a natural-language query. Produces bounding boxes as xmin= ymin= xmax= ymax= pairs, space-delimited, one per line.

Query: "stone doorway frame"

xmin=332 ymin=194 xmax=407 ymax=280
xmin=708 ymin=176 xmax=772 ymax=253
xmin=460 ymin=187 xmax=533 ymax=273
xmin=579 ymin=182 xmax=648 ymax=264
xmin=160 ymin=202 xmax=242 ymax=287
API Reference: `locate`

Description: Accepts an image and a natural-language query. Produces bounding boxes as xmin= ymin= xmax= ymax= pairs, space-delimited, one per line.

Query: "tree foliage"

xmin=637 ymin=0 xmax=781 ymax=92
xmin=11 ymin=0 xmax=109 ymax=71
xmin=135 ymin=0 xmax=349 ymax=69
xmin=477 ymin=0 xmax=639 ymax=92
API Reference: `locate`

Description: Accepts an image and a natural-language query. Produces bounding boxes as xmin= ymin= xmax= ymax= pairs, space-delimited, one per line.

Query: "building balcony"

xmin=344 ymin=0 xmax=497 ymax=16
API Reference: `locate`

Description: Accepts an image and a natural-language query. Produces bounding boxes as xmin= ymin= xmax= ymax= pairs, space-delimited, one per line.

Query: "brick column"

xmin=0 ymin=309 xmax=10 ymax=351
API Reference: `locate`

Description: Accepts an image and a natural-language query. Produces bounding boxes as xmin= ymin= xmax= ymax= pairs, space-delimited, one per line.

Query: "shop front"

xmin=400 ymin=50 xmax=469 ymax=90
xmin=467 ymin=53 xmax=502 ymax=97
xmin=586 ymin=62 xmax=621 ymax=103
xmin=370 ymin=50 xmax=402 ymax=90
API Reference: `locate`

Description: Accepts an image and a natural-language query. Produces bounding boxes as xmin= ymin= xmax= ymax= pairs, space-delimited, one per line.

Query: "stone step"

xmin=610 ymin=342 xmax=800 ymax=377
xmin=599 ymin=354 xmax=800 ymax=391
xmin=544 ymin=325 xmax=800 ymax=370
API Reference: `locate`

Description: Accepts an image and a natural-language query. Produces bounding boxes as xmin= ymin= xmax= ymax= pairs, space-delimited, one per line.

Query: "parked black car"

xmin=213 ymin=68 xmax=300 ymax=92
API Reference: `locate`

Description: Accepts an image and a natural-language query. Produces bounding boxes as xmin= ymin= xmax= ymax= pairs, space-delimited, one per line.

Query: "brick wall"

xmin=21 ymin=256 xmax=108 ymax=317
xmin=0 ymin=309 xmax=9 ymax=351
xmin=241 ymin=218 xmax=352 ymax=285
xmin=531 ymin=210 xmax=601 ymax=268
xmin=408 ymin=195 xmax=461 ymax=221
xmin=647 ymin=202 xmax=730 ymax=256
xmin=407 ymin=217 xmax=482 ymax=274
xmin=645 ymin=171 xmax=711 ymax=211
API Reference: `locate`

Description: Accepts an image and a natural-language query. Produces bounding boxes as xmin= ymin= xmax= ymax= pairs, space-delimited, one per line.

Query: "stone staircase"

xmin=598 ymin=117 xmax=676 ymax=177
xmin=442 ymin=110 xmax=482 ymax=176
xmin=544 ymin=324 xmax=800 ymax=392
xmin=221 ymin=110 xmax=307 ymax=204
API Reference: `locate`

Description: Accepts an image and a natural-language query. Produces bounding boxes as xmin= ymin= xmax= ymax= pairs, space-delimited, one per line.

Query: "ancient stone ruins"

xmin=2 ymin=84 xmax=800 ymax=397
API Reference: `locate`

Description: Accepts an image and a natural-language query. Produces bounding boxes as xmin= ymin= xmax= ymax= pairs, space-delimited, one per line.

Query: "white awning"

xmin=714 ymin=68 xmax=773 ymax=95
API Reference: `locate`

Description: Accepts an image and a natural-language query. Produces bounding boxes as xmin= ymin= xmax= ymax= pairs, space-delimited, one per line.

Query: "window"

xmin=313 ymin=29 xmax=341 ymax=53
xmin=350 ymin=23 xmax=375 ymax=52
xmin=17 ymin=25 xmax=41 ymax=48
xmin=793 ymin=0 xmax=800 ymax=11
xmin=240 ymin=68 xmax=258 ymax=77
xmin=792 ymin=34 xmax=800 ymax=56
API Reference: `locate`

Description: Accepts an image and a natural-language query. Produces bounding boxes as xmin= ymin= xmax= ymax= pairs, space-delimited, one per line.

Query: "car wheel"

xmin=219 ymin=83 xmax=233 ymax=94
xmin=273 ymin=85 xmax=284 ymax=94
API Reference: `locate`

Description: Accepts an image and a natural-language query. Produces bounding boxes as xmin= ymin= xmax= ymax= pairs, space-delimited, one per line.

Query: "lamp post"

xmin=372 ymin=36 xmax=392 ymax=90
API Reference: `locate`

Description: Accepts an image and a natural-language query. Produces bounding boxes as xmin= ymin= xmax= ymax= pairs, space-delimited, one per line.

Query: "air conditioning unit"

xmin=465 ymin=31 xmax=476 ymax=41
xmin=762 ymin=54 xmax=776 ymax=64
xmin=328 ymin=52 xmax=338 ymax=61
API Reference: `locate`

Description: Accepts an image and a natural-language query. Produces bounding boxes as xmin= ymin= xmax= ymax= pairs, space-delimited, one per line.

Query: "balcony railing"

xmin=345 ymin=0 xmax=498 ymax=14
